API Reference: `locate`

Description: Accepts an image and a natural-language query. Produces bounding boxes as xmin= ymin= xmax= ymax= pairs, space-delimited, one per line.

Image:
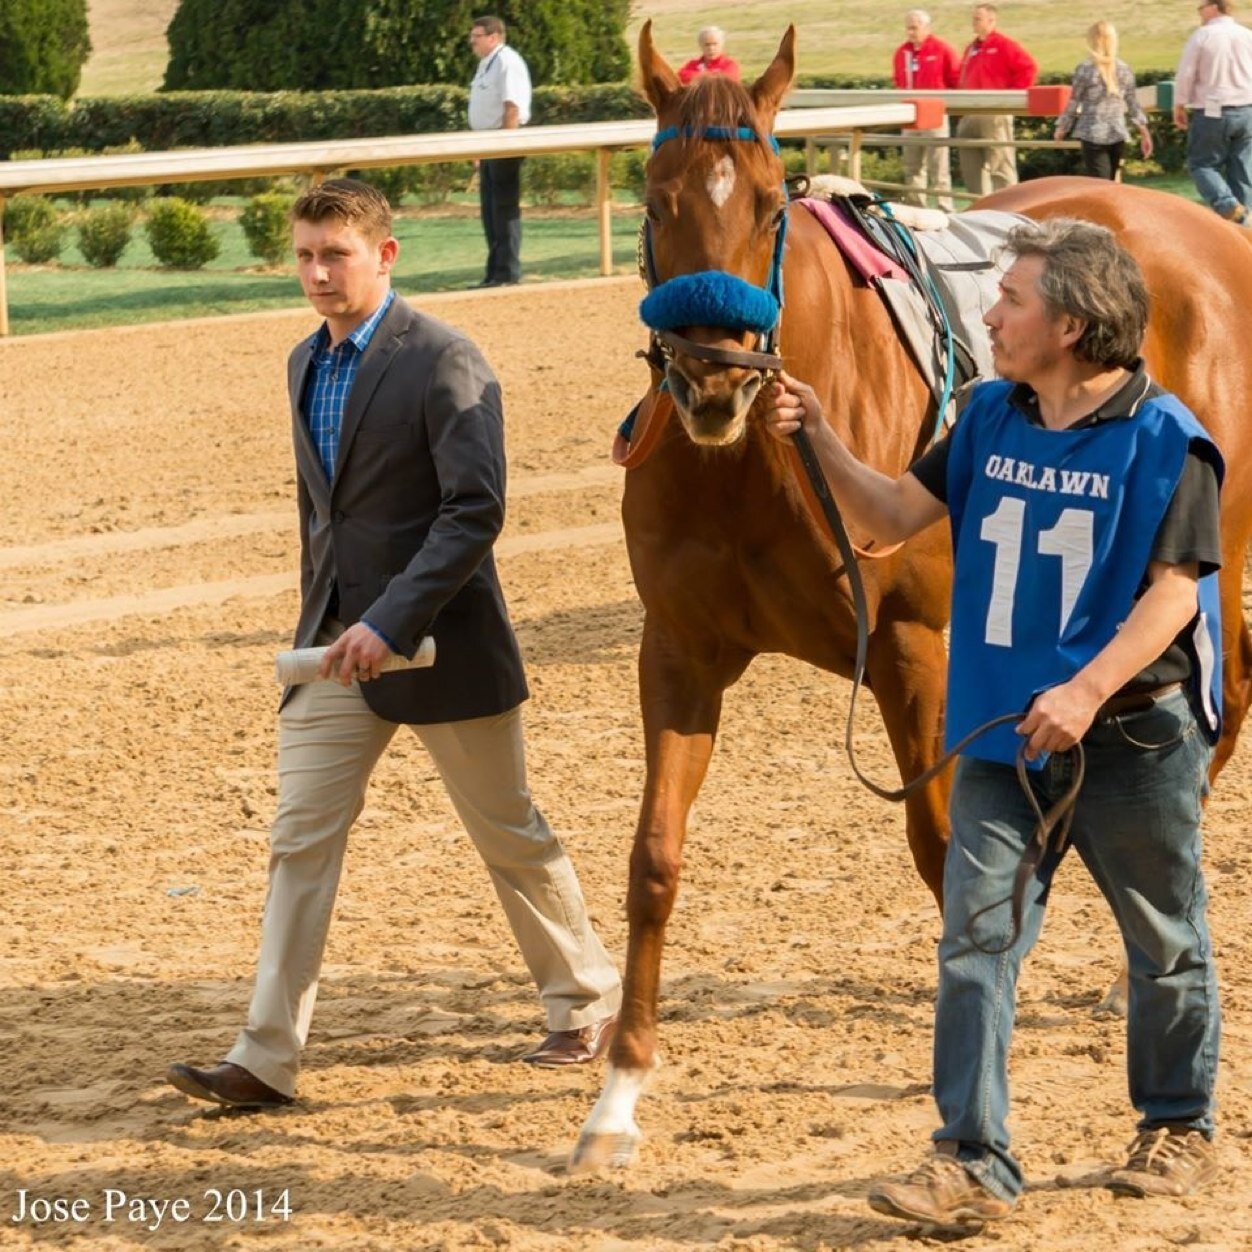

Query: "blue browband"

xmin=641 ymin=124 xmax=789 ymax=342
xmin=652 ymin=125 xmax=782 ymax=154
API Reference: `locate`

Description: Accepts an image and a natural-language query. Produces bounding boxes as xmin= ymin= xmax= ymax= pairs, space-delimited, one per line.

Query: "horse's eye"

xmin=645 ymin=201 xmax=662 ymax=225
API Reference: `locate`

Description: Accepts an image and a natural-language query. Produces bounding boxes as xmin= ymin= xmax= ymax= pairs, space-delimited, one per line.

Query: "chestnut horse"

xmin=570 ymin=23 xmax=1252 ymax=1171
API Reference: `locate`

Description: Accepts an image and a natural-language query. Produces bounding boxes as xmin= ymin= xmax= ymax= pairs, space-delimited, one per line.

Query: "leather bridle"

xmin=638 ymin=123 xmax=789 ymax=376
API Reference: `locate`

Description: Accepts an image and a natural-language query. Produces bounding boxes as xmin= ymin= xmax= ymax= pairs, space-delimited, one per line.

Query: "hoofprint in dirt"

xmin=1 ymin=282 xmax=1250 ymax=1250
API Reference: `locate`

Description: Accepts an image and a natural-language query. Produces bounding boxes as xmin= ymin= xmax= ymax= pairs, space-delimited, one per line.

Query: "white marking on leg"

xmin=706 ymin=156 xmax=736 ymax=209
xmin=570 ymin=1062 xmax=657 ymax=1171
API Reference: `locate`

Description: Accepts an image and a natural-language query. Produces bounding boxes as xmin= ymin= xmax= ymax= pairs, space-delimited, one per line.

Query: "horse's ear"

xmin=638 ymin=19 xmax=681 ymax=113
xmin=750 ymin=26 xmax=797 ymax=126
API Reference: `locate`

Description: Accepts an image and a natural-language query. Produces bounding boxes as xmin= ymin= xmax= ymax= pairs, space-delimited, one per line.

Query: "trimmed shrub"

xmin=610 ymin=148 xmax=648 ymax=200
xmin=349 ymin=166 xmax=414 ymax=208
xmin=0 ymin=0 xmax=91 ymax=99
xmin=144 ymin=198 xmax=220 ymax=269
xmin=239 ymin=190 xmax=296 ymax=265
xmin=4 ymin=193 xmax=59 ymax=239
xmin=7 ymin=195 xmax=67 ymax=263
xmin=12 ymin=221 xmax=66 ymax=264
xmin=77 ymin=202 xmax=134 ymax=267
xmin=523 ymin=152 xmax=596 ymax=207
xmin=409 ymin=161 xmax=475 ymax=206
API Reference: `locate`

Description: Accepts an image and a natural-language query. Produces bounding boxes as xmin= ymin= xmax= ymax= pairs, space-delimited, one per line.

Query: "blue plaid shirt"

xmin=303 ymin=290 xmax=396 ymax=482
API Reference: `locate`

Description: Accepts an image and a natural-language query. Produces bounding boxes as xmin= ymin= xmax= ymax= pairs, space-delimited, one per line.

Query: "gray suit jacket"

xmin=287 ymin=293 xmax=528 ymax=724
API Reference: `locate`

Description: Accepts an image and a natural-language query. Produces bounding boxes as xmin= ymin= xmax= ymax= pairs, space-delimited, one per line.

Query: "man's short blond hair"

xmin=291 ymin=178 xmax=393 ymax=243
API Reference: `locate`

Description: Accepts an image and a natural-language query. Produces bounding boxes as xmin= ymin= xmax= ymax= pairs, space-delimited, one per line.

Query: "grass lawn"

xmin=4 ymin=206 xmax=645 ymax=336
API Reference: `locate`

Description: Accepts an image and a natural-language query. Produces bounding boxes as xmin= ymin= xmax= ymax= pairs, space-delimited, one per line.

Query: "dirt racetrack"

xmin=2 ymin=277 xmax=1251 ymax=1251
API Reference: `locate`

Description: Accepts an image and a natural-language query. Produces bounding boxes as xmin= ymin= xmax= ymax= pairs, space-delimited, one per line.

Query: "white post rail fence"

xmin=0 ymin=102 xmax=924 ymax=337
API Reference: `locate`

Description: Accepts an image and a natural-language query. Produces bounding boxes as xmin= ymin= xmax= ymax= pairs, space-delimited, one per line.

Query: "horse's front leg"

xmin=570 ymin=619 xmax=746 ymax=1172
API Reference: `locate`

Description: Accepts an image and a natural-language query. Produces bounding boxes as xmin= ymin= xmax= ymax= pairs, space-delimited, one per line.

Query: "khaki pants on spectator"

xmin=902 ymin=119 xmax=954 ymax=212
xmin=957 ymin=113 xmax=1018 ymax=199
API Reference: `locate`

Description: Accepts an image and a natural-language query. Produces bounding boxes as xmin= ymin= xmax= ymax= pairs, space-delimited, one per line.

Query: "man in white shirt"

xmin=468 ymin=14 xmax=532 ymax=286
xmin=1173 ymin=0 xmax=1252 ymax=224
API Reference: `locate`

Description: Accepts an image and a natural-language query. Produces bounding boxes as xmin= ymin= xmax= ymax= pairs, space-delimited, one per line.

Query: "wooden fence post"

xmin=0 ymin=195 xmax=9 ymax=338
xmin=597 ymin=148 xmax=613 ymax=277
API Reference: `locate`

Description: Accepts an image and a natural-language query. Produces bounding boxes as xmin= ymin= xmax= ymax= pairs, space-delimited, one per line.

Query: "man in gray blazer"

xmin=168 ymin=178 xmax=621 ymax=1109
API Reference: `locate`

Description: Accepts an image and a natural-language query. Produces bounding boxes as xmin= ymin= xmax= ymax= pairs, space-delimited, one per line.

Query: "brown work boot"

xmin=868 ymin=1142 xmax=1014 ymax=1230
xmin=1222 ymin=203 xmax=1250 ymax=225
xmin=1107 ymin=1126 xmax=1219 ymax=1197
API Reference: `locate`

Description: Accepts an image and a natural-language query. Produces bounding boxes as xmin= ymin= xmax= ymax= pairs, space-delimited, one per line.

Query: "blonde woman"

xmin=1055 ymin=22 xmax=1152 ymax=180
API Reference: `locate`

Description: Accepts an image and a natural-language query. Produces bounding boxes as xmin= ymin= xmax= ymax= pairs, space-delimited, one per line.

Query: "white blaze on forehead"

xmin=706 ymin=155 xmax=736 ymax=209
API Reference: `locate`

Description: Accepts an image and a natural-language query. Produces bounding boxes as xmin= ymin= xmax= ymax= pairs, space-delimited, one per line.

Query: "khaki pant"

xmin=227 ymin=672 xmax=621 ymax=1096
xmin=956 ymin=113 xmax=1018 ymax=200
xmin=902 ymin=119 xmax=954 ymax=212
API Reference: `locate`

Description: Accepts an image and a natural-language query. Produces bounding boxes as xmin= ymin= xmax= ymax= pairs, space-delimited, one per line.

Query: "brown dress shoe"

xmin=522 ymin=1013 xmax=618 ymax=1068
xmin=166 ymin=1061 xmax=293 ymax=1109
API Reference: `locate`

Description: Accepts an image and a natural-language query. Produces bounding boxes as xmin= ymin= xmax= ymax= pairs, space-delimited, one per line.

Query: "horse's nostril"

xmin=665 ymin=365 xmax=691 ymax=412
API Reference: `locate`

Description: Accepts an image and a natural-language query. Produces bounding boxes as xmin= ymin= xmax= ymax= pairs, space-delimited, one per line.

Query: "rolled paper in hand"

xmin=275 ymin=635 xmax=436 ymax=686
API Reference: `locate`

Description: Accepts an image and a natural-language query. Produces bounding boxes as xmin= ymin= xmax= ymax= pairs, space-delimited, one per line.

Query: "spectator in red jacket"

xmin=892 ymin=9 xmax=961 ymax=210
xmin=677 ymin=26 xmax=741 ymax=85
xmin=956 ymin=4 xmax=1038 ymax=197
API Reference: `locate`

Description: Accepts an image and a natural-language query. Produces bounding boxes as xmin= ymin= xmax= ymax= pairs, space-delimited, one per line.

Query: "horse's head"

xmin=638 ymin=21 xmax=796 ymax=447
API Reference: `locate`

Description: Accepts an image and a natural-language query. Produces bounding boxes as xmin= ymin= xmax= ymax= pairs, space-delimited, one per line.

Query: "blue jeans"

xmin=933 ymin=688 xmax=1220 ymax=1201
xmin=1186 ymin=106 xmax=1252 ymax=218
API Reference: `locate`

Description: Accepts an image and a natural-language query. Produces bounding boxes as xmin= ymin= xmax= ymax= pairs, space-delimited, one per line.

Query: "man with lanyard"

xmin=1173 ymin=0 xmax=1252 ymax=225
xmin=468 ymin=14 xmax=532 ymax=287
xmin=763 ymin=218 xmax=1224 ymax=1230
xmin=956 ymin=4 xmax=1037 ymax=196
xmin=892 ymin=9 xmax=961 ymax=210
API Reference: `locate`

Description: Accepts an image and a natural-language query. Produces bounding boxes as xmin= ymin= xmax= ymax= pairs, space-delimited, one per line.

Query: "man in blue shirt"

xmin=167 ymin=178 xmax=620 ymax=1110
xmin=764 ymin=218 xmax=1223 ymax=1229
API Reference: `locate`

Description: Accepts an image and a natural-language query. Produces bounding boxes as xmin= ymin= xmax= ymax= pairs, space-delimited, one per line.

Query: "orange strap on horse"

xmin=612 ymin=388 xmax=674 ymax=468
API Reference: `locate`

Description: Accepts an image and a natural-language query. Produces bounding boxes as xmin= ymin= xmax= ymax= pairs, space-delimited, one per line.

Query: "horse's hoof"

xmin=567 ymin=1129 xmax=641 ymax=1174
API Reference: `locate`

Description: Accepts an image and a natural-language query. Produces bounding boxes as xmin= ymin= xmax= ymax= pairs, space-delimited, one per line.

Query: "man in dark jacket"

xmin=167 ymin=178 xmax=621 ymax=1110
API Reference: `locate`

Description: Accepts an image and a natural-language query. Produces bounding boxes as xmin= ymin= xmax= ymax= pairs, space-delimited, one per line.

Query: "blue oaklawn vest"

xmin=945 ymin=380 xmax=1223 ymax=766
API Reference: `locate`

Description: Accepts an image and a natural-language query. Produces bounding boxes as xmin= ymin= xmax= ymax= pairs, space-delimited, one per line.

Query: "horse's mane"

xmin=670 ymin=75 xmax=772 ymax=154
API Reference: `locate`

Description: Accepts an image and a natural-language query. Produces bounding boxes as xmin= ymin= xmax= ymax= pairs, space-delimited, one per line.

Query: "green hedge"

xmin=0 ymin=84 xmax=652 ymax=159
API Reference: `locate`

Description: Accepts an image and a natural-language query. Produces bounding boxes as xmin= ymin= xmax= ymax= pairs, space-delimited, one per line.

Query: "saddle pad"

xmin=795 ymin=197 xmax=910 ymax=284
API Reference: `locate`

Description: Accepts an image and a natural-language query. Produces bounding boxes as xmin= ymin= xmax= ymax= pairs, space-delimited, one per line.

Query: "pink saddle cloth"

xmin=795 ymin=197 xmax=910 ymax=284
